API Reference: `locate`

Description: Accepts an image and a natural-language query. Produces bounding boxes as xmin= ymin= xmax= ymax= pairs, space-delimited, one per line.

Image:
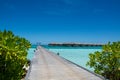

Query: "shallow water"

xmin=48 ymin=47 xmax=101 ymax=71
xmin=27 ymin=45 xmax=102 ymax=71
xmin=27 ymin=48 xmax=35 ymax=60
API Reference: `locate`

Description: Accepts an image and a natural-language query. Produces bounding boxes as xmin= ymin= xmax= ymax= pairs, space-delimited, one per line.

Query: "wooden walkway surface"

xmin=25 ymin=46 xmax=104 ymax=80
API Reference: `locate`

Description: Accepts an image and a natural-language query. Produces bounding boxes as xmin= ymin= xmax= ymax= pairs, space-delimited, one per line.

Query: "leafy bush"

xmin=0 ymin=30 xmax=31 ymax=80
xmin=87 ymin=41 xmax=120 ymax=80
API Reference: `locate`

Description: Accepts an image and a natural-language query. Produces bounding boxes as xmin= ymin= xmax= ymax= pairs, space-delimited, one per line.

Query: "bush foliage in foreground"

xmin=0 ymin=30 xmax=31 ymax=80
xmin=87 ymin=41 xmax=120 ymax=80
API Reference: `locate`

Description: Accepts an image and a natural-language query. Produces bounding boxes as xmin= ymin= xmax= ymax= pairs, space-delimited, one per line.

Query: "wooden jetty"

xmin=48 ymin=42 xmax=103 ymax=47
xmin=25 ymin=46 xmax=105 ymax=80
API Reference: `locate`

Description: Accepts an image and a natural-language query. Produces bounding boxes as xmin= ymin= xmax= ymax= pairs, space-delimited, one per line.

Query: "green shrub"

xmin=87 ymin=41 xmax=120 ymax=80
xmin=0 ymin=30 xmax=31 ymax=80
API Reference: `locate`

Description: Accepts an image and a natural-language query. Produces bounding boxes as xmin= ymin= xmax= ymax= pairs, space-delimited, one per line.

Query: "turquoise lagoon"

xmin=27 ymin=48 xmax=35 ymax=60
xmin=27 ymin=45 xmax=102 ymax=71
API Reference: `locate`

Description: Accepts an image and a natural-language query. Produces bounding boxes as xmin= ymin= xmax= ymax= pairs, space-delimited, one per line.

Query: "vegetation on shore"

xmin=0 ymin=30 xmax=31 ymax=80
xmin=87 ymin=41 xmax=120 ymax=80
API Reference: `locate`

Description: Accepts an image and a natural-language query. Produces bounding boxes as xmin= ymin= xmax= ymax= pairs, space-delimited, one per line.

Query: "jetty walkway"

xmin=25 ymin=46 xmax=104 ymax=80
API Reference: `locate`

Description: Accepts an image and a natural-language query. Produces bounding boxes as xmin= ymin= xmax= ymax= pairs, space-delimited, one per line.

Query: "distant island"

xmin=48 ymin=42 xmax=104 ymax=47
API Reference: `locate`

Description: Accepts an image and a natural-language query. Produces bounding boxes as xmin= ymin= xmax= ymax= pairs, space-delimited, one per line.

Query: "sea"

xmin=27 ymin=45 xmax=102 ymax=71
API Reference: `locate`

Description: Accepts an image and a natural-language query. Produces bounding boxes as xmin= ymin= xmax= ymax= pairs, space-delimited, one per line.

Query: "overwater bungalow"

xmin=48 ymin=42 xmax=103 ymax=47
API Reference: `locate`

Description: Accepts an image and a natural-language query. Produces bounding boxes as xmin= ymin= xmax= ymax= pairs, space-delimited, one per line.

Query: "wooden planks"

xmin=25 ymin=46 xmax=104 ymax=80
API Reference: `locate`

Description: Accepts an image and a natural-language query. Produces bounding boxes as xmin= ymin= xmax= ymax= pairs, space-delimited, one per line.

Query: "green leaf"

xmin=86 ymin=41 xmax=120 ymax=80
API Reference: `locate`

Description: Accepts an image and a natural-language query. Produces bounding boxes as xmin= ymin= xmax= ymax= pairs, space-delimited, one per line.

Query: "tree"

xmin=0 ymin=30 xmax=31 ymax=80
xmin=87 ymin=41 xmax=120 ymax=80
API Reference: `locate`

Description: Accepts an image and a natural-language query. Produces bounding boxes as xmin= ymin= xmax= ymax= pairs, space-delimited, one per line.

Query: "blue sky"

xmin=0 ymin=0 xmax=120 ymax=44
